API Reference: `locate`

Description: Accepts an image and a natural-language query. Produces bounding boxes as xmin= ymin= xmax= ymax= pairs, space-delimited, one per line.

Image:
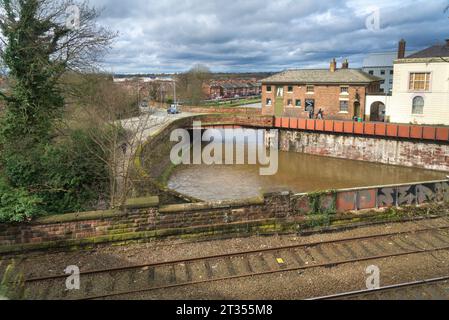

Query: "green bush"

xmin=38 ymin=130 xmax=109 ymax=214
xmin=0 ymin=177 xmax=43 ymax=223
xmin=0 ymin=129 xmax=109 ymax=222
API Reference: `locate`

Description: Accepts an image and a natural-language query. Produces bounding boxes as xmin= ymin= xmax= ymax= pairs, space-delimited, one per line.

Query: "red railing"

xmin=274 ymin=117 xmax=449 ymax=142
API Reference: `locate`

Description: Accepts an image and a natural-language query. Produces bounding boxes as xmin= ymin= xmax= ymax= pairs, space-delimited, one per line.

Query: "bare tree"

xmin=177 ymin=64 xmax=211 ymax=105
xmin=0 ymin=0 xmax=116 ymax=74
xmin=64 ymin=74 xmax=169 ymax=208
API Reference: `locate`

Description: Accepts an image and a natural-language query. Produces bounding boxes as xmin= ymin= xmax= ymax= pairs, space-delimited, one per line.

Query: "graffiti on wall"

xmin=293 ymin=180 xmax=449 ymax=214
xmin=366 ymin=181 xmax=448 ymax=211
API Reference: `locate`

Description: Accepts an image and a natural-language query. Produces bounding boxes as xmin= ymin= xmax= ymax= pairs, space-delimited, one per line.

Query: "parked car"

xmin=167 ymin=104 xmax=181 ymax=114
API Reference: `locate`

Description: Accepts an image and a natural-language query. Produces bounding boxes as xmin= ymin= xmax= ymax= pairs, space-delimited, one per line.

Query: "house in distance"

xmin=261 ymin=59 xmax=382 ymax=120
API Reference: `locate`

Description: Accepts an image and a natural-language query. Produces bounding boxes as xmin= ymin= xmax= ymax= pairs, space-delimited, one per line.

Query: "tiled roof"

xmin=261 ymin=68 xmax=382 ymax=84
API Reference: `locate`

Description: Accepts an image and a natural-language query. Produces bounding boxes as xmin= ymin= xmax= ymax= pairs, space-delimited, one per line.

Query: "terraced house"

xmin=261 ymin=59 xmax=382 ymax=120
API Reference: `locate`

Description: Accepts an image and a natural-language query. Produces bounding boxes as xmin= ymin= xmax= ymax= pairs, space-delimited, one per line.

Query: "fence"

xmin=275 ymin=118 xmax=449 ymax=143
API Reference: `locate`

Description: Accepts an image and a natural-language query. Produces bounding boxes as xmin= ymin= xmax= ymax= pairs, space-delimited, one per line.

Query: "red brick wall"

xmin=180 ymin=105 xmax=262 ymax=115
xmin=195 ymin=114 xmax=273 ymax=128
xmin=1 ymin=182 xmax=447 ymax=252
xmin=0 ymin=208 xmax=157 ymax=246
xmin=0 ymin=196 xmax=286 ymax=248
xmin=262 ymin=84 xmax=367 ymax=120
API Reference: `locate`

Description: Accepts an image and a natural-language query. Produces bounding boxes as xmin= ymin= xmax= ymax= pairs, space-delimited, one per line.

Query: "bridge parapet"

xmin=275 ymin=117 xmax=449 ymax=143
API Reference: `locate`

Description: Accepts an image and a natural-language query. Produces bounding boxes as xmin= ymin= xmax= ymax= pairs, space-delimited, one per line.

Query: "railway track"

xmin=24 ymin=219 xmax=449 ymax=300
xmin=313 ymin=276 xmax=449 ymax=300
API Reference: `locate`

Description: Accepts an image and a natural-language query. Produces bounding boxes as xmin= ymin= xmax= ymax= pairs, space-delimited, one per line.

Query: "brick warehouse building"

xmin=261 ymin=59 xmax=382 ymax=120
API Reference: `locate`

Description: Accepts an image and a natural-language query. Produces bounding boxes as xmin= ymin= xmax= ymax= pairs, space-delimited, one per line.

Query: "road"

xmin=240 ymin=102 xmax=262 ymax=109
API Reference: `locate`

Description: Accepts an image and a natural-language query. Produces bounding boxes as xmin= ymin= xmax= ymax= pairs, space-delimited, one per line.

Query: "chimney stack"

xmin=330 ymin=58 xmax=337 ymax=72
xmin=341 ymin=59 xmax=349 ymax=69
xmin=398 ymin=39 xmax=406 ymax=59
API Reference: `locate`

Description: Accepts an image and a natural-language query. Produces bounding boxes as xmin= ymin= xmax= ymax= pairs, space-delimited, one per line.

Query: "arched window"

xmin=412 ymin=96 xmax=424 ymax=115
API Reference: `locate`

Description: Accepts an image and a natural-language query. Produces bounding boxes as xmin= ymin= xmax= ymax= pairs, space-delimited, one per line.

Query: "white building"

xmin=363 ymin=48 xmax=416 ymax=95
xmin=388 ymin=40 xmax=449 ymax=125
xmin=362 ymin=52 xmax=396 ymax=94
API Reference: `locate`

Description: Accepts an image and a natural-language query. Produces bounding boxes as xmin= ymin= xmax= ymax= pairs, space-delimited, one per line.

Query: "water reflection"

xmin=167 ymin=129 xmax=446 ymax=201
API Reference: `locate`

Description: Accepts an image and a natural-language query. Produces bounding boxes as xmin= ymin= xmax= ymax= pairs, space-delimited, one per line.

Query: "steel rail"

xmin=25 ymin=223 xmax=449 ymax=283
xmin=309 ymin=276 xmax=449 ymax=300
xmin=80 ymin=244 xmax=449 ymax=300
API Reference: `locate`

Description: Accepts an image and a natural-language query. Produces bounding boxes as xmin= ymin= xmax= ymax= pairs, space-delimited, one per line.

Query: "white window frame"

xmin=412 ymin=96 xmax=424 ymax=115
xmin=340 ymin=86 xmax=349 ymax=95
xmin=306 ymin=85 xmax=314 ymax=94
xmin=339 ymin=100 xmax=349 ymax=113
xmin=409 ymin=72 xmax=431 ymax=92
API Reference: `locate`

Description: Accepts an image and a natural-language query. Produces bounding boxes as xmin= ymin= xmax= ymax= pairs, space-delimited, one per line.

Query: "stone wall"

xmin=1 ymin=180 xmax=448 ymax=254
xmin=132 ymin=114 xmax=273 ymax=204
xmin=280 ymin=130 xmax=449 ymax=172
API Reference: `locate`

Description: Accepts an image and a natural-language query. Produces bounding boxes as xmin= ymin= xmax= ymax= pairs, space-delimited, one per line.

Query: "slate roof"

xmin=363 ymin=52 xmax=398 ymax=68
xmin=406 ymin=43 xmax=449 ymax=59
xmin=261 ymin=68 xmax=382 ymax=84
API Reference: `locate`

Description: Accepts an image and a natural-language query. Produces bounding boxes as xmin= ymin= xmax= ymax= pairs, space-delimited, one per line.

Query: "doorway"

xmin=275 ymin=86 xmax=284 ymax=117
xmin=370 ymin=102 xmax=386 ymax=122
xmin=353 ymin=102 xmax=361 ymax=120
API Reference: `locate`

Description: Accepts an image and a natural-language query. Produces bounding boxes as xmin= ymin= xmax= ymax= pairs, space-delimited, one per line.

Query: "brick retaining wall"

xmin=1 ymin=180 xmax=448 ymax=254
xmin=180 ymin=106 xmax=262 ymax=115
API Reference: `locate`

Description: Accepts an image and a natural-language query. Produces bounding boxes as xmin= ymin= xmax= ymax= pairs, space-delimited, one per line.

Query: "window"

xmin=306 ymin=85 xmax=314 ymax=93
xmin=390 ymin=70 xmax=394 ymax=75
xmin=287 ymin=99 xmax=293 ymax=106
xmin=340 ymin=101 xmax=349 ymax=112
xmin=368 ymin=70 xmax=374 ymax=75
xmin=295 ymin=99 xmax=302 ymax=107
xmin=380 ymin=70 xmax=385 ymax=75
xmin=409 ymin=73 xmax=431 ymax=91
xmin=340 ymin=86 xmax=349 ymax=94
xmin=389 ymin=79 xmax=393 ymax=84
xmin=266 ymin=98 xmax=272 ymax=106
xmin=412 ymin=96 xmax=424 ymax=114
xmin=287 ymin=86 xmax=293 ymax=93
xmin=266 ymin=86 xmax=272 ymax=93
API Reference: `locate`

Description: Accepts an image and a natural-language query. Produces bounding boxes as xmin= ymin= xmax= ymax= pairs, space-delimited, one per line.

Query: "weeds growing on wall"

xmin=0 ymin=261 xmax=25 ymax=300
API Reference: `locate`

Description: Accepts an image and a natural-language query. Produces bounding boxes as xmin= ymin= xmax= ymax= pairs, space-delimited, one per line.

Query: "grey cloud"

xmin=89 ymin=0 xmax=449 ymax=73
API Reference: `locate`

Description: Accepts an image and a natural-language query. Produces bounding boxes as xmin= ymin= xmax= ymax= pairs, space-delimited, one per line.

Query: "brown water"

xmin=167 ymin=151 xmax=446 ymax=201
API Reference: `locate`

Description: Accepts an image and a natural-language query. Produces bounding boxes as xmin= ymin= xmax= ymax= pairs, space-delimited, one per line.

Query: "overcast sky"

xmin=90 ymin=0 xmax=449 ymax=74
